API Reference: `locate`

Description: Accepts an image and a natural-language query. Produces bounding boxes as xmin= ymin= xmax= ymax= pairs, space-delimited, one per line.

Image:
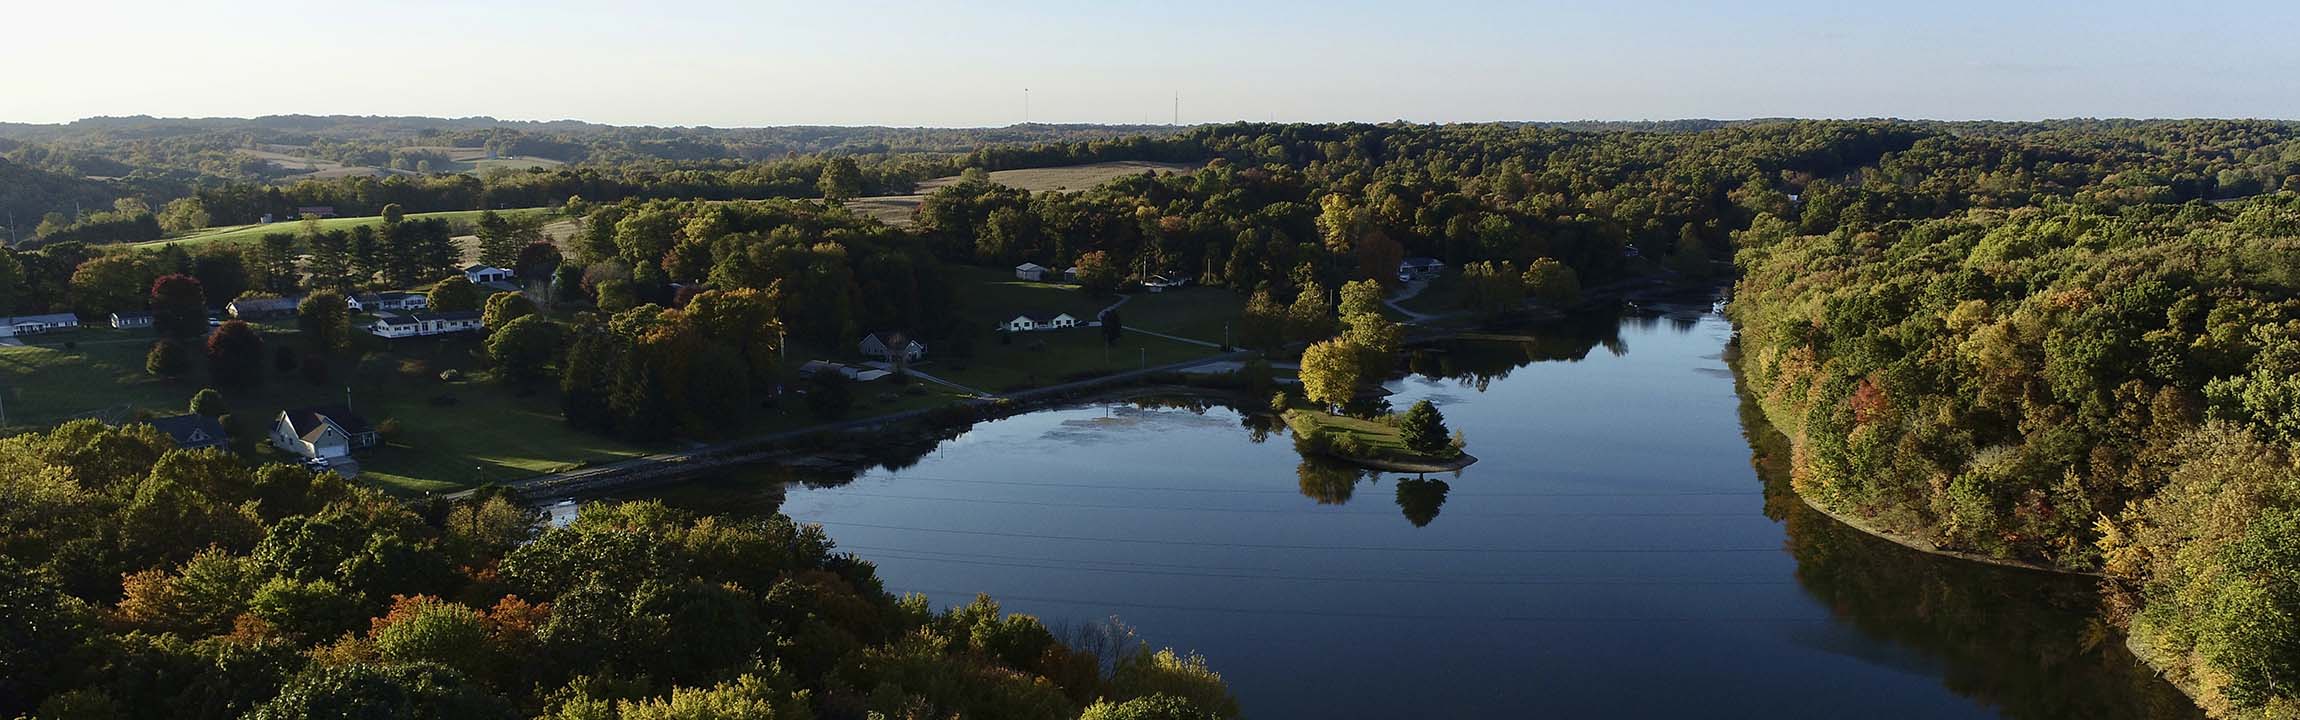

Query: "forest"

xmin=6 ymin=116 xmax=2300 ymax=717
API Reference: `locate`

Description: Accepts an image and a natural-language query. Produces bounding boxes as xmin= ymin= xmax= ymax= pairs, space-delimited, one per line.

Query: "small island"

xmin=1282 ymin=397 xmax=1478 ymax=472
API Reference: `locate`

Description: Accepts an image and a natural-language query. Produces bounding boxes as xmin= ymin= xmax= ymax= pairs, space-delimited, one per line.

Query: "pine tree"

xmin=1398 ymin=400 xmax=1453 ymax=458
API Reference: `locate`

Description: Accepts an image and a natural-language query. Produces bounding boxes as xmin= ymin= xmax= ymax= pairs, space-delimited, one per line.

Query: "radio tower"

xmin=1172 ymin=93 xmax=1179 ymax=126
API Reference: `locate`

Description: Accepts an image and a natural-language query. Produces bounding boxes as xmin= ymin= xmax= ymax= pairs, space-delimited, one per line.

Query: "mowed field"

xmin=848 ymin=160 xmax=1201 ymax=226
xmin=925 ymin=265 xmax=1225 ymax=392
xmin=0 ymin=326 xmax=654 ymax=495
xmin=151 ymin=207 xmax=561 ymax=250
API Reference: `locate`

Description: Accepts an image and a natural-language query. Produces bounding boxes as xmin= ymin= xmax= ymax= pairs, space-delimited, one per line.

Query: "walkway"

xmin=1384 ymin=278 xmax=1446 ymax=323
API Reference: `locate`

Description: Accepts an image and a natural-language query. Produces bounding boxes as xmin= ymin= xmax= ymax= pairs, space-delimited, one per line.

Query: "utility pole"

xmin=1172 ymin=93 xmax=1179 ymax=126
xmin=1023 ymin=88 xmax=1030 ymax=124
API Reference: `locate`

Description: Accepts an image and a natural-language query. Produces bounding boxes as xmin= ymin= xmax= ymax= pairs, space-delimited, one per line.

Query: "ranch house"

xmin=227 ymin=296 xmax=301 ymax=320
xmin=367 ymin=311 xmax=482 ymax=338
xmin=110 ymin=311 xmax=154 ymax=330
xmin=1002 ymin=312 xmax=1079 ymax=332
xmin=349 ymin=291 xmax=428 ymax=313
xmin=0 ymin=313 xmax=82 ymax=337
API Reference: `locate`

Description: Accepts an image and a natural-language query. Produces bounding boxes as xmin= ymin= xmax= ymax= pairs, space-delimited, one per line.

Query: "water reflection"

xmin=1734 ymin=357 xmax=2204 ymax=720
xmin=1393 ymin=478 xmax=1450 ymax=527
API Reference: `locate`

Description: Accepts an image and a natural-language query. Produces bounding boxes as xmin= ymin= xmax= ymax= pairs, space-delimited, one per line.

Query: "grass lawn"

xmin=0 ymin=325 xmax=653 ymax=496
xmin=1118 ymin=286 xmax=1244 ymax=345
xmin=1282 ymin=406 xmax=1414 ymax=459
xmin=913 ymin=161 xmax=1199 ymax=194
xmin=149 ymin=207 xmax=557 ymax=250
xmin=1397 ymin=270 xmax=1465 ymax=316
xmin=922 ymin=265 xmax=1223 ymax=392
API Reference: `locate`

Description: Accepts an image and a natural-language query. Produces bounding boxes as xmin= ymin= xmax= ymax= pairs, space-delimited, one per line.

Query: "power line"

xmin=806 ymin=520 xmax=1786 ymax=554
xmin=843 ymin=544 xmax=1795 ymax=587
xmin=843 ymin=473 xmax=1764 ymax=499
xmin=805 ymin=489 xmax=1761 ymax=519
xmin=883 ymin=585 xmax=1832 ymax=625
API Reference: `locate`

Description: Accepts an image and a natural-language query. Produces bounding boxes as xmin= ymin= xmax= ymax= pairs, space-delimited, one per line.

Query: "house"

xmin=270 ymin=405 xmax=378 ymax=477
xmin=859 ymin=331 xmax=926 ymax=363
xmin=463 ymin=263 xmax=514 ymax=285
xmin=144 ymin=414 xmax=228 ymax=451
xmin=1001 ymin=312 xmax=1079 ymax=332
xmin=0 ymin=313 xmax=82 ymax=338
xmin=110 ymin=311 xmax=153 ymax=330
xmin=798 ymin=360 xmax=890 ymax=383
xmin=350 ymin=291 xmax=428 ymax=313
xmin=294 ymin=205 xmax=339 ymax=218
xmin=227 ymin=296 xmax=301 ymax=320
xmin=1062 ymin=267 xmax=1081 ymax=283
xmin=1144 ymin=274 xmax=1188 ymax=293
xmin=367 ymin=310 xmax=481 ymax=338
xmin=1398 ymin=257 xmax=1446 ymax=281
xmin=1015 ymin=262 xmax=1049 ymax=281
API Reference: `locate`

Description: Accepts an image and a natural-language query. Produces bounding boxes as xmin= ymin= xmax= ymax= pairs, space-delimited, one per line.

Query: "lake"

xmin=634 ymin=307 xmax=2199 ymax=719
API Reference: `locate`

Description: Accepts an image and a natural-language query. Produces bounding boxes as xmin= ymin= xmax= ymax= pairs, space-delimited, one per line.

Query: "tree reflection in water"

xmin=1393 ymin=477 xmax=1450 ymax=527
xmin=1737 ymin=362 xmax=2204 ymax=720
xmin=1295 ymin=457 xmax=1369 ymax=504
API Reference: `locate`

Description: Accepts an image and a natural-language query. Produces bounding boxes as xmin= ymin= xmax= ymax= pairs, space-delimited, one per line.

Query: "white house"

xmin=1144 ymin=274 xmax=1189 ymax=293
xmin=1014 ymin=262 xmax=1049 ymax=281
xmin=1002 ymin=312 xmax=1079 ymax=332
xmin=350 ymin=291 xmax=428 ymax=313
xmin=464 ymin=263 xmax=515 ymax=285
xmin=227 ymin=296 xmax=301 ymax=319
xmin=368 ymin=310 xmax=482 ymax=338
xmin=110 ymin=311 xmax=154 ymax=330
xmin=1398 ymin=257 xmax=1446 ymax=281
xmin=270 ymin=405 xmax=378 ymax=477
xmin=859 ymin=331 xmax=926 ymax=363
xmin=0 ymin=313 xmax=82 ymax=338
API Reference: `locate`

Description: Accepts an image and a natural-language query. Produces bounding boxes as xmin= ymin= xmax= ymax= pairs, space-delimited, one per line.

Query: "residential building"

xmin=349 ymin=291 xmax=428 ymax=313
xmin=367 ymin=310 xmax=482 ymax=338
xmin=226 ymin=296 xmax=301 ymax=320
xmin=1398 ymin=257 xmax=1446 ymax=281
xmin=1001 ymin=312 xmax=1079 ymax=332
xmin=110 ymin=311 xmax=154 ymax=330
xmin=464 ymin=263 xmax=515 ymax=285
xmin=270 ymin=405 xmax=378 ymax=477
xmin=0 ymin=313 xmax=82 ymax=337
xmin=1014 ymin=262 xmax=1049 ymax=281
xmin=144 ymin=414 xmax=228 ymax=451
xmin=799 ymin=360 xmax=891 ymax=383
xmin=860 ymin=331 xmax=926 ymax=363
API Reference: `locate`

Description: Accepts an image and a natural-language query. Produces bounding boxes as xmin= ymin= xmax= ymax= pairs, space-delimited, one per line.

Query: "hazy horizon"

xmin=9 ymin=0 xmax=2298 ymax=126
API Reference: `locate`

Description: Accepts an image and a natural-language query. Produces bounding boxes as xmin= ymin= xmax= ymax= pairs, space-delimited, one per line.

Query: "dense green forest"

xmin=0 ymin=421 xmax=1237 ymax=719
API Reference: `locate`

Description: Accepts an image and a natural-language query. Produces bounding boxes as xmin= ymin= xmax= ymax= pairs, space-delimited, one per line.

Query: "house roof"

xmin=6 ymin=313 xmax=79 ymax=326
xmin=410 ymin=311 xmax=480 ymax=323
xmin=111 ymin=311 xmax=152 ymax=320
xmin=230 ymin=296 xmax=300 ymax=310
xmin=867 ymin=331 xmax=920 ymax=349
xmin=1401 ymin=257 xmax=1444 ymax=268
xmin=374 ymin=315 xmax=418 ymax=327
xmin=1018 ymin=312 xmax=1075 ymax=324
xmin=144 ymin=414 xmax=226 ymax=448
xmin=1015 ymin=262 xmax=1047 ymax=272
xmin=282 ymin=405 xmax=374 ymax=440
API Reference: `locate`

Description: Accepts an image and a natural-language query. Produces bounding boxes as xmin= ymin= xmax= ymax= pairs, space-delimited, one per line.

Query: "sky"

xmin=5 ymin=0 xmax=2298 ymax=127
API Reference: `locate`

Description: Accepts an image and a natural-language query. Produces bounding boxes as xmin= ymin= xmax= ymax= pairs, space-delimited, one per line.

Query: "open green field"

xmin=923 ymin=265 xmax=1221 ymax=392
xmin=1282 ymin=406 xmax=1414 ymax=459
xmin=150 ymin=207 xmax=557 ymax=250
xmin=1118 ymin=286 xmax=1243 ymax=345
xmin=1396 ymin=270 xmax=1465 ymax=316
xmin=848 ymin=160 xmax=1202 ymax=227
xmin=0 ymin=326 xmax=653 ymax=495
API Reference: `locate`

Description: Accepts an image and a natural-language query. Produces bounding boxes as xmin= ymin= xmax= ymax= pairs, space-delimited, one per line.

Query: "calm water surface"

xmin=641 ymin=309 xmax=2198 ymax=719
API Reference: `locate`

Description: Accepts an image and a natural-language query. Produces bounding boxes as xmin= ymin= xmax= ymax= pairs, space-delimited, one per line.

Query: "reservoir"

xmin=639 ymin=306 xmax=2198 ymax=719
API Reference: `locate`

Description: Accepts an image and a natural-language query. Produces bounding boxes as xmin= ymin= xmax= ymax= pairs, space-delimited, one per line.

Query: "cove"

xmin=626 ymin=307 xmax=2198 ymax=719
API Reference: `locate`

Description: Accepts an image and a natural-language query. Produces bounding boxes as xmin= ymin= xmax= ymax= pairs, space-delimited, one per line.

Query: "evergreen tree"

xmin=1397 ymin=400 xmax=1453 ymax=458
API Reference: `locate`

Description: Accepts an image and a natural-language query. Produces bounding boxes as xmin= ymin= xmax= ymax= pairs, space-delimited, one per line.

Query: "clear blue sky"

xmin=7 ymin=0 xmax=2296 ymax=126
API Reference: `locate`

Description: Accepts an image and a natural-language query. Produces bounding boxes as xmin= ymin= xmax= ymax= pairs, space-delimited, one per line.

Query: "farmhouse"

xmin=1398 ymin=257 xmax=1446 ymax=281
xmin=0 ymin=313 xmax=82 ymax=337
xmin=367 ymin=310 xmax=482 ymax=338
xmin=349 ymin=291 xmax=427 ymax=313
xmin=227 ymin=296 xmax=300 ymax=320
xmin=270 ymin=405 xmax=378 ymax=477
xmin=859 ymin=331 xmax=926 ymax=363
xmin=110 ymin=311 xmax=153 ymax=330
xmin=1001 ymin=312 xmax=1079 ymax=332
xmin=1014 ymin=262 xmax=1049 ymax=281
xmin=463 ymin=263 xmax=514 ymax=285
xmin=143 ymin=414 xmax=228 ymax=451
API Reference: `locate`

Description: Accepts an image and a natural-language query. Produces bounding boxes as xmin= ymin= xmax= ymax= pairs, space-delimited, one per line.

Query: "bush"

xmin=376 ymin=418 xmax=403 ymax=439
